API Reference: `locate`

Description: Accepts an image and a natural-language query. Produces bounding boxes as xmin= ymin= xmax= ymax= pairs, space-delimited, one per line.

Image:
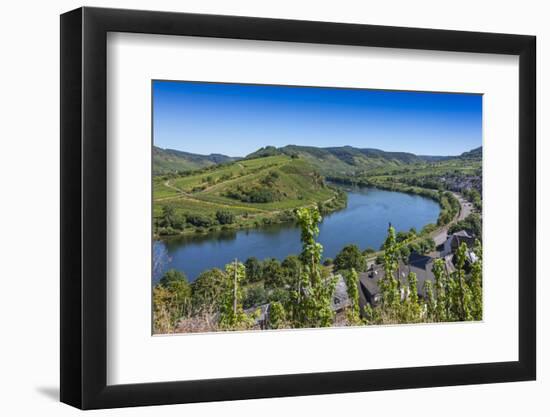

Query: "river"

xmin=153 ymin=187 xmax=440 ymax=283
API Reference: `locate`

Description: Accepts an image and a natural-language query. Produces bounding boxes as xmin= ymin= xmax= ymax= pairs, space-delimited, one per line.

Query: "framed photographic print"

xmin=60 ymin=7 xmax=536 ymax=409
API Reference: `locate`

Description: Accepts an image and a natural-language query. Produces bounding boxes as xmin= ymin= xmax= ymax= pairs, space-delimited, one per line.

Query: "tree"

xmin=191 ymin=268 xmax=226 ymax=313
xmin=243 ymin=284 xmax=268 ymax=309
xmin=343 ymin=268 xmax=361 ymax=325
xmin=431 ymin=258 xmax=448 ymax=322
xmin=469 ymin=239 xmax=483 ymax=320
xmin=414 ymin=237 xmax=436 ymax=254
xmin=268 ymin=287 xmax=291 ymax=304
xmin=282 ymin=255 xmax=302 ymax=281
xmin=289 ymin=207 xmax=337 ymax=328
xmin=421 ymin=223 xmax=437 ymax=235
xmin=219 ymin=259 xmax=254 ymax=330
xmin=160 ymin=269 xmax=186 ymax=287
xmin=362 ymin=247 xmax=376 ymax=256
xmin=399 ymin=245 xmax=411 ymax=263
xmin=378 ymin=224 xmax=401 ymax=316
xmin=152 ymin=285 xmax=175 ymax=334
xmin=464 ymin=189 xmax=482 ymax=210
xmin=451 ymin=242 xmax=473 ymax=321
xmin=401 ymin=272 xmax=422 ymax=322
xmin=426 ymin=241 xmax=482 ymax=323
xmin=267 ymin=301 xmax=287 ymax=329
xmin=371 ymin=225 xmax=486 ymax=325
xmin=262 ymin=258 xmax=285 ymax=289
xmin=448 ymin=213 xmax=482 ymax=239
xmin=423 ymin=280 xmax=436 ymax=320
xmin=152 ymin=270 xmax=193 ymax=333
xmin=323 ymin=257 xmax=334 ymax=266
xmin=334 ymin=244 xmax=366 ymax=272
xmin=396 ymin=231 xmax=409 ymax=243
xmin=244 ymin=257 xmax=262 ymax=283
xmin=158 ymin=269 xmax=192 ymax=320
xmin=423 ymin=237 xmax=436 ymax=253
xmin=215 ymin=210 xmax=235 ymax=225
xmin=160 ymin=205 xmax=176 ymax=227
xmin=186 ymin=213 xmax=215 ymax=228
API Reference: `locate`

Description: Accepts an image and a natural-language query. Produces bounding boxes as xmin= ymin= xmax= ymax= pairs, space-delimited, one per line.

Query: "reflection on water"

xmin=153 ymin=187 xmax=440 ymax=283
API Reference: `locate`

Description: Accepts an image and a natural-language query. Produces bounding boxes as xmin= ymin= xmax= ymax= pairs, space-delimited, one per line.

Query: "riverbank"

xmin=153 ymin=154 xmax=346 ymax=238
xmin=364 ymin=190 xmax=473 ymax=266
xmin=154 ymin=186 xmax=348 ymax=238
xmin=154 ymin=187 xmax=441 ymax=281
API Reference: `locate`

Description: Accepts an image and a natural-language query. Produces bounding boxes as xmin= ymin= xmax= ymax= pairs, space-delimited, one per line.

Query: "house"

xmin=244 ymin=275 xmax=352 ymax=328
xmin=331 ymin=274 xmax=352 ymax=312
xmin=440 ymin=230 xmax=475 ymax=257
xmin=358 ymin=261 xmax=409 ymax=312
xmin=357 ymin=251 xmax=457 ymax=317
xmin=440 ymin=175 xmax=482 ymax=194
xmin=408 ymin=253 xmax=436 ymax=294
xmin=303 ymin=273 xmax=352 ymax=313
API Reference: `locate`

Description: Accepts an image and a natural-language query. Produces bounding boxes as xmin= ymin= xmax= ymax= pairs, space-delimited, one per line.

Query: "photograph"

xmin=151 ymin=80 xmax=483 ymax=334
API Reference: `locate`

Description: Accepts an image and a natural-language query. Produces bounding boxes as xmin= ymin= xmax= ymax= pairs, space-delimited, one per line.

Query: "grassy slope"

xmin=153 ymin=145 xmax=481 ymax=236
xmin=153 ymin=155 xmax=338 ymax=230
xmin=364 ymin=158 xmax=481 ymax=183
xmin=246 ymin=145 xmax=483 ymax=179
xmin=247 ymin=145 xmax=426 ymax=177
xmin=153 ymin=146 xmax=238 ymax=174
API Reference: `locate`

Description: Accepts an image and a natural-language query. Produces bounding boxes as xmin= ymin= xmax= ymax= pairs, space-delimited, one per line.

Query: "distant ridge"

xmin=245 ymin=145 xmax=482 ymax=176
xmin=153 ymin=144 xmax=481 ymax=175
xmin=153 ymin=146 xmax=239 ymax=174
xmin=459 ymin=146 xmax=482 ymax=159
xmin=247 ymin=145 xmax=420 ymax=162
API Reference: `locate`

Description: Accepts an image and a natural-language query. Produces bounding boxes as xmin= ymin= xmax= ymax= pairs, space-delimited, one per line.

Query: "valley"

xmin=153 ymin=145 xmax=481 ymax=239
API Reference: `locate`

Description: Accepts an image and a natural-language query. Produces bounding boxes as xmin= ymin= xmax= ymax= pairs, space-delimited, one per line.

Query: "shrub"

xmin=421 ymin=223 xmax=437 ymax=235
xmin=262 ymin=258 xmax=285 ymax=289
xmin=448 ymin=213 xmax=482 ymax=238
xmin=225 ymin=184 xmax=281 ymax=203
xmin=363 ymin=247 xmax=376 ymax=256
xmin=159 ymin=226 xmax=176 ymax=236
xmin=186 ymin=214 xmax=215 ymax=228
xmin=244 ymin=257 xmax=262 ymax=283
xmin=243 ymin=284 xmax=268 ymax=309
xmin=191 ymin=268 xmax=226 ymax=312
xmin=215 ymin=210 xmax=235 ymax=225
xmin=334 ymin=244 xmax=366 ymax=272
xmin=267 ymin=301 xmax=287 ymax=329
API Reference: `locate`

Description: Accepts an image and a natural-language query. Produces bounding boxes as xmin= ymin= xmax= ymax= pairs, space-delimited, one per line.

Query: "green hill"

xmin=153 ymin=146 xmax=239 ymax=174
xmin=153 ymin=155 xmax=345 ymax=236
xmin=153 ymin=144 xmax=481 ymax=235
xmin=246 ymin=145 xmax=425 ymax=176
xmin=245 ymin=145 xmax=481 ymax=176
xmin=459 ymin=146 xmax=482 ymax=159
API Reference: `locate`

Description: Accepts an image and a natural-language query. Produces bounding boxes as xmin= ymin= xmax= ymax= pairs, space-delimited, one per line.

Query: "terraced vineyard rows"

xmin=153 ymin=155 xmax=345 ymax=235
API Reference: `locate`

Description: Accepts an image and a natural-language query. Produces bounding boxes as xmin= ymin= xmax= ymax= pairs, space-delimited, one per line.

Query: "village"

xmin=228 ymin=179 xmax=483 ymax=330
xmin=243 ymin=224 xmax=480 ymax=329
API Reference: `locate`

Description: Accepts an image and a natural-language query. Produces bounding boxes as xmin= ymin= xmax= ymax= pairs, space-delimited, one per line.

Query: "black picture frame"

xmin=60 ymin=6 xmax=536 ymax=410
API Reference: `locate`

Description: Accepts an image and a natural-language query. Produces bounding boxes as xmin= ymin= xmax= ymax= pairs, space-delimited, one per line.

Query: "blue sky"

xmin=153 ymin=80 xmax=482 ymax=157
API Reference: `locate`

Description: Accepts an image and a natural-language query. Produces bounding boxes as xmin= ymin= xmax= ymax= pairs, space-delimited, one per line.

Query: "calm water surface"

xmin=153 ymin=187 xmax=440 ymax=283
